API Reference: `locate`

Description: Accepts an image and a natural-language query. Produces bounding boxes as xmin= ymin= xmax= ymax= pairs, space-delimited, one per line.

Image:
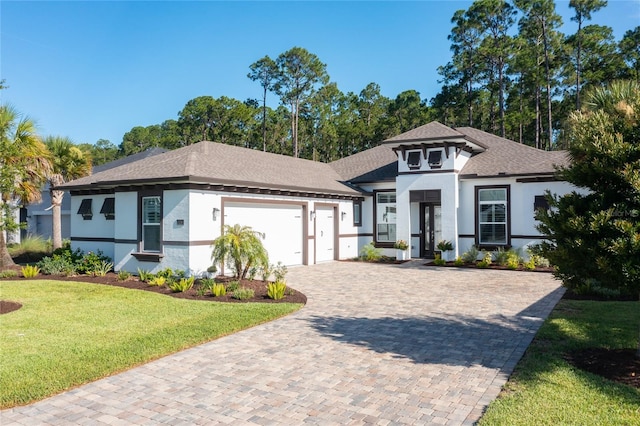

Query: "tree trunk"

xmin=576 ymin=19 xmax=582 ymax=111
xmin=51 ymin=189 xmax=64 ymax=250
xmin=262 ymin=87 xmax=267 ymax=152
xmin=542 ymin=18 xmax=553 ymax=150
xmin=0 ymin=229 xmax=16 ymax=269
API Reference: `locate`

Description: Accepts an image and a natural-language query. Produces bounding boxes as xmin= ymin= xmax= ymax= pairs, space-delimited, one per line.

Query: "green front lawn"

xmin=0 ymin=280 xmax=302 ymax=408
xmin=480 ymin=300 xmax=640 ymax=425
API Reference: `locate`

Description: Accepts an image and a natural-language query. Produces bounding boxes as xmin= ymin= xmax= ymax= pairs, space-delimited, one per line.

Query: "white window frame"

xmin=141 ymin=196 xmax=162 ymax=252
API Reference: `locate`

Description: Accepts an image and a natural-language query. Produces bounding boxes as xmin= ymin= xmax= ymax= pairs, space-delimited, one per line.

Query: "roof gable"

xmin=383 ymin=121 xmax=466 ymax=143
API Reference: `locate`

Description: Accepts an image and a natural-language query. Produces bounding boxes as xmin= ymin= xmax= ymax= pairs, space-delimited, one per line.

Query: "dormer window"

xmin=100 ymin=197 xmax=115 ymax=220
xmin=406 ymin=151 xmax=421 ymax=169
xmin=428 ymin=150 xmax=443 ymax=169
xmin=77 ymin=199 xmax=93 ymax=220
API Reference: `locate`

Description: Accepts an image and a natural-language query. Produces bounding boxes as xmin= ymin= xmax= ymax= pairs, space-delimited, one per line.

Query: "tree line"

xmin=80 ymin=0 xmax=636 ymax=165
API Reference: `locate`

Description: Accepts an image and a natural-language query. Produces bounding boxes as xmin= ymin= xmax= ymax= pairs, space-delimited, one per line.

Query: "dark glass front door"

xmin=421 ymin=203 xmax=442 ymax=258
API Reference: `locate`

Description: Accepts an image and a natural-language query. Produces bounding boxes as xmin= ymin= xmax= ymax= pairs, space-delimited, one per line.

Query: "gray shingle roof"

xmin=456 ymin=127 xmax=570 ymax=177
xmin=330 ymin=144 xmax=397 ymax=183
xmin=61 ymin=142 xmax=361 ymax=196
xmin=92 ymin=147 xmax=168 ymax=174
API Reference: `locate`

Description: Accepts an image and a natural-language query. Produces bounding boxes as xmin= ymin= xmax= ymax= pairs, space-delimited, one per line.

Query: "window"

xmin=141 ymin=196 xmax=161 ymax=252
xmin=534 ymin=195 xmax=549 ymax=211
xmin=100 ymin=198 xmax=115 ymax=220
xmin=375 ymin=192 xmax=396 ymax=243
xmin=353 ymin=201 xmax=362 ymax=226
xmin=477 ymin=187 xmax=508 ymax=245
xmin=406 ymin=151 xmax=421 ymax=169
xmin=428 ymin=150 xmax=443 ymax=169
xmin=77 ymin=199 xmax=92 ymax=220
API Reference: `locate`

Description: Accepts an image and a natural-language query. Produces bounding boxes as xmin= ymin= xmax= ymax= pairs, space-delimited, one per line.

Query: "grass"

xmin=480 ymin=300 xmax=640 ymax=425
xmin=7 ymin=235 xmax=52 ymax=262
xmin=0 ymin=280 xmax=303 ymax=408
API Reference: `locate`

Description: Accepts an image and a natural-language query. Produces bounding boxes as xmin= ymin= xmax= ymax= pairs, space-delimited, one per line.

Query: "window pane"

xmin=377 ymin=224 xmax=396 ymax=242
xmin=480 ymin=224 xmax=506 ymax=244
xmin=143 ymin=225 xmax=161 ymax=252
xmin=143 ymin=197 xmax=161 ymax=224
xmin=353 ymin=203 xmax=361 ymax=226
xmin=479 ymin=189 xmax=506 ymax=202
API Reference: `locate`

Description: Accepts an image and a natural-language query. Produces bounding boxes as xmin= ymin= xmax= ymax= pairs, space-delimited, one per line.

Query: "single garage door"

xmin=224 ymin=201 xmax=304 ymax=266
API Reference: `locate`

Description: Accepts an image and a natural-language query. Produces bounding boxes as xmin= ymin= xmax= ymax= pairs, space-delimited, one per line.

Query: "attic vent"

xmin=406 ymin=151 xmax=421 ymax=169
xmin=100 ymin=197 xmax=115 ymax=220
xmin=428 ymin=150 xmax=443 ymax=169
xmin=77 ymin=199 xmax=93 ymax=220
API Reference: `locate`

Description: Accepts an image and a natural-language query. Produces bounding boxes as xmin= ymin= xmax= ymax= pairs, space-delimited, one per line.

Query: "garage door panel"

xmin=224 ymin=202 xmax=303 ymax=266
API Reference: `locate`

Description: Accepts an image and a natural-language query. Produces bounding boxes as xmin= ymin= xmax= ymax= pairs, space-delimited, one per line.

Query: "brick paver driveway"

xmin=1 ymin=261 xmax=563 ymax=425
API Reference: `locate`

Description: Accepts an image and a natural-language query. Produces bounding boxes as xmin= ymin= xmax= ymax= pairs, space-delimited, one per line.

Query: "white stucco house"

xmin=58 ymin=122 xmax=573 ymax=275
xmin=23 ymin=148 xmax=167 ymax=241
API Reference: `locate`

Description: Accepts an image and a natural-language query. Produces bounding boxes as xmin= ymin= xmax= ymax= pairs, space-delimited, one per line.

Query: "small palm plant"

xmin=211 ymin=224 xmax=269 ymax=280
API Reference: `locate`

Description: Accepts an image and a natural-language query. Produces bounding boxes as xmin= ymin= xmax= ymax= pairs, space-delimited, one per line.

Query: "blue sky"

xmin=1 ymin=1 xmax=638 ymax=146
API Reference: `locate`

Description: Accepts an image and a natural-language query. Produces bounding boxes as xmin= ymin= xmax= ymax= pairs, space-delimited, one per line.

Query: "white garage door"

xmin=224 ymin=202 xmax=304 ymax=266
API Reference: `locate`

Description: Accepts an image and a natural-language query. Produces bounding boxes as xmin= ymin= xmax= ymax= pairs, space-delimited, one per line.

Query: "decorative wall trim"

xmin=71 ymin=237 xmax=114 ymax=243
xmin=71 ymin=182 xmax=364 ymax=201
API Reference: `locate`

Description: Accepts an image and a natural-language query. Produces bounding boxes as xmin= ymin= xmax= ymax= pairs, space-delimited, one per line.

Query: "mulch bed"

xmin=424 ymin=260 xmax=554 ymax=273
xmin=565 ymin=348 xmax=640 ymax=389
xmin=1 ymin=272 xmax=307 ymax=305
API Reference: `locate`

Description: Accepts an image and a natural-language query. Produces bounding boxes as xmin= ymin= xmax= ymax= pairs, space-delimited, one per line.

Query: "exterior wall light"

xmin=212 ymin=207 xmax=220 ymax=221
xmin=310 ymin=210 xmax=316 ymax=221
xmin=341 ymin=211 xmax=347 ymax=221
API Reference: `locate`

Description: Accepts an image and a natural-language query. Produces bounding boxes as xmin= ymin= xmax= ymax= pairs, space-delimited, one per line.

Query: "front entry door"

xmin=421 ymin=203 xmax=442 ymax=258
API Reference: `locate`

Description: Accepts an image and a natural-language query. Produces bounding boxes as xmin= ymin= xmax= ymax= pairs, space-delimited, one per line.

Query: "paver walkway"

xmin=1 ymin=261 xmax=563 ymax=425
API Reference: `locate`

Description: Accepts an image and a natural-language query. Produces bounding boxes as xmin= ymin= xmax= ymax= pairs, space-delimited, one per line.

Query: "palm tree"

xmin=0 ymin=105 xmax=52 ymax=269
xmin=211 ymin=224 xmax=269 ymax=279
xmin=44 ymin=136 xmax=92 ymax=250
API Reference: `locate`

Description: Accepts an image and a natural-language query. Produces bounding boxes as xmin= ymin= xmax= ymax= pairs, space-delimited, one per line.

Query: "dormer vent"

xmin=406 ymin=151 xmax=421 ymax=169
xmin=428 ymin=150 xmax=443 ymax=169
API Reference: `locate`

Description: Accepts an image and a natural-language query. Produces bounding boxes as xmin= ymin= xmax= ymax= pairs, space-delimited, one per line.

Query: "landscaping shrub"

xmin=0 ymin=270 xmax=18 ymax=278
xmin=359 ymin=242 xmax=382 ymax=261
xmin=212 ymin=283 xmax=227 ymax=297
xmin=76 ymin=250 xmax=111 ymax=275
xmin=21 ymin=265 xmax=40 ymax=278
xmin=461 ymin=246 xmax=479 ymax=263
xmin=168 ymin=277 xmax=194 ymax=293
xmin=232 ymin=287 xmax=255 ymax=300
xmin=433 ymin=253 xmax=446 ymax=266
xmin=117 ymin=270 xmax=131 ymax=281
xmin=8 ymin=235 xmax=51 ymax=262
xmin=493 ymin=248 xmax=509 ymax=266
xmin=226 ymin=280 xmax=240 ymax=292
xmin=272 ymin=262 xmax=288 ymax=282
xmin=477 ymin=251 xmax=492 ymax=268
xmin=196 ymin=278 xmax=216 ymax=296
xmin=453 ymin=257 xmax=464 ymax=267
xmin=137 ymin=268 xmax=154 ymax=283
xmin=37 ymin=255 xmax=76 ymax=276
xmin=267 ymin=281 xmax=287 ymax=300
xmin=148 ymin=276 xmax=166 ymax=287
xmin=91 ymin=261 xmax=113 ymax=277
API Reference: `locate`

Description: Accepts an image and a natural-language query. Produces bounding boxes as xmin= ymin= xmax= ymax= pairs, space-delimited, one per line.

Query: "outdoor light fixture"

xmin=212 ymin=207 xmax=220 ymax=221
xmin=341 ymin=211 xmax=347 ymax=221
xmin=310 ymin=210 xmax=316 ymax=221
